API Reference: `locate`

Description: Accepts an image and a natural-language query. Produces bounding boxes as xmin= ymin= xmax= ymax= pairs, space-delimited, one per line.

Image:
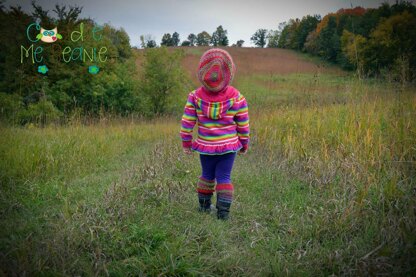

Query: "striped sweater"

xmin=180 ymin=86 xmax=250 ymax=155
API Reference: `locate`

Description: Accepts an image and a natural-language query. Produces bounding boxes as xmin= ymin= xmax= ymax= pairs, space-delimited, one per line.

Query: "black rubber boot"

xmin=216 ymin=201 xmax=231 ymax=220
xmin=215 ymin=183 xmax=233 ymax=220
xmin=196 ymin=177 xmax=215 ymax=213
xmin=198 ymin=193 xmax=212 ymax=213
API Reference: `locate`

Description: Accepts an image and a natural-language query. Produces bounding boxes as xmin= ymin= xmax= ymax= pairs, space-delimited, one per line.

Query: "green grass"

xmin=1 ymin=73 xmax=415 ymax=276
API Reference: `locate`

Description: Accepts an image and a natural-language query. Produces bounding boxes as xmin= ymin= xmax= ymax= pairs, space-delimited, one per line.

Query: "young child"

xmin=180 ymin=48 xmax=250 ymax=220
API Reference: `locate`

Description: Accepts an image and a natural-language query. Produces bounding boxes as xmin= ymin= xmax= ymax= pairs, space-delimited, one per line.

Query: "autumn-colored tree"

xmin=366 ymin=11 xmax=416 ymax=80
xmin=340 ymin=29 xmax=367 ymax=72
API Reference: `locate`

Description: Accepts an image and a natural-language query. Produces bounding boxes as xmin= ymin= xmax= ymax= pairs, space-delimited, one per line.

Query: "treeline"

xmin=139 ymin=25 xmax=235 ymax=48
xmin=273 ymin=2 xmax=416 ymax=81
xmin=0 ymin=2 xmax=188 ymax=125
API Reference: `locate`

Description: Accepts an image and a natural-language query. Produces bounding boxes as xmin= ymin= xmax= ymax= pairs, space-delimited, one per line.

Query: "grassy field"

xmin=1 ymin=48 xmax=415 ymax=276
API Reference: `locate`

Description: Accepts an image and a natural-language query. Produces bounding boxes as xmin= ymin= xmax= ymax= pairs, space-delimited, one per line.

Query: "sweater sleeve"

xmin=234 ymin=95 xmax=250 ymax=148
xmin=180 ymin=92 xmax=197 ymax=148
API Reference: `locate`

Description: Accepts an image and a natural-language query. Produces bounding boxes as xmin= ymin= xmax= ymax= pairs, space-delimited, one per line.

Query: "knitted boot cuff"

xmin=216 ymin=183 xmax=234 ymax=204
xmin=196 ymin=176 xmax=216 ymax=195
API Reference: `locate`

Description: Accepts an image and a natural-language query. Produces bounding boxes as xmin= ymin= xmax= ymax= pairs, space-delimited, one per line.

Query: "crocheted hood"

xmin=194 ymin=86 xmax=239 ymax=120
xmin=197 ymin=48 xmax=235 ymax=93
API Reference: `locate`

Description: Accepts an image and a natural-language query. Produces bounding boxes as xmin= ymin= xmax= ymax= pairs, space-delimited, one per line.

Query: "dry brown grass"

xmin=134 ymin=46 xmax=345 ymax=85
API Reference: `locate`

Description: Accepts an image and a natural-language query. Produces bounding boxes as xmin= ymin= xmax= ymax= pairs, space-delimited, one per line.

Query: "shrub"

xmin=18 ymin=99 xmax=63 ymax=126
xmin=0 ymin=92 xmax=23 ymax=123
xmin=140 ymin=47 xmax=189 ymax=115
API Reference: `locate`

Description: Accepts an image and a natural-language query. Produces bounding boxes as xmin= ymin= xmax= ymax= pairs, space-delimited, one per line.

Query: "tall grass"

xmin=0 ymin=73 xmax=415 ymax=276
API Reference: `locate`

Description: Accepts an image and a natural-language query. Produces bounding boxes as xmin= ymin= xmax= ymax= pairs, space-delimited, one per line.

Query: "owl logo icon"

xmin=36 ymin=27 xmax=62 ymax=43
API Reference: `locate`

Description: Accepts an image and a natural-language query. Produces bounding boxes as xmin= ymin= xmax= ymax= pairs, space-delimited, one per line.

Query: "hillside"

xmin=135 ymin=47 xmax=346 ymax=85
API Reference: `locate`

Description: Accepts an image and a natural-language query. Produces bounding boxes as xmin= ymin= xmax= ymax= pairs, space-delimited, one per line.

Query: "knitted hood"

xmin=194 ymin=86 xmax=239 ymax=120
xmin=197 ymin=48 xmax=235 ymax=93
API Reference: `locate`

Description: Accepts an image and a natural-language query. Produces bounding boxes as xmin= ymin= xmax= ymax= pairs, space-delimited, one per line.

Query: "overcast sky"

xmin=6 ymin=0 xmax=414 ymax=47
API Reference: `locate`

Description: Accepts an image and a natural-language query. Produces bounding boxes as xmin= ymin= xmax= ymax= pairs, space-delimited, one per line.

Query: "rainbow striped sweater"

xmin=180 ymin=86 xmax=250 ymax=155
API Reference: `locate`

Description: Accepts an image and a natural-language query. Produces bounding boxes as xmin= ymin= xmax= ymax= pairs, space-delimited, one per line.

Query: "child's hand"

xmin=183 ymin=148 xmax=193 ymax=155
xmin=238 ymin=148 xmax=248 ymax=155
xmin=238 ymin=145 xmax=248 ymax=155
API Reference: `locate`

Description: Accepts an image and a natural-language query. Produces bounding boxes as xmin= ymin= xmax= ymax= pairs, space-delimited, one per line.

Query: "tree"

xmin=211 ymin=25 xmax=228 ymax=46
xmin=317 ymin=16 xmax=340 ymax=62
xmin=340 ymin=29 xmax=367 ymax=71
xmin=146 ymin=40 xmax=157 ymax=48
xmin=267 ymin=30 xmax=279 ymax=48
xmin=281 ymin=18 xmax=301 ymax=49
xmin=172 ymin=32 xmax=180 ymax=46
xmin=304 ymin=30 xmax=319 ymax=55
xmin=196 ymin=31 xmax=211 ymax=46
xmin=181 ymin=40 xmax=191 ymax=46
xmin=187 ymin=33 xmax=197 ymax=46
xmin=140 ymin=34 xmax=157 ymax=48
xmin=295 ymin=15 xmax=321 ymax=51
xmin=31 ymin=1 xmax=53 ymax=26
xmin=366 ymin=10 xmax=416 ymax=80
xmin=236 ymin=40 xmax=244 ymax=47
xmin=251 ymin=29 xmax=268 ymax=48
xmin=141 ymin=48 xmax=187 ymax=114
xmin=277 ymin=22 xmax=289 ymax=48
xmin=53 ymin=4 xmax=82 ymax=25
xmin=161 ymin=33 xmax=173 ymax=46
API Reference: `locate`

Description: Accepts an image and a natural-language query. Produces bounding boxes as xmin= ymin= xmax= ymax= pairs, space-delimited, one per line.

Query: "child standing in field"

xmin=180 ymin=48 xmax=250 ymax=220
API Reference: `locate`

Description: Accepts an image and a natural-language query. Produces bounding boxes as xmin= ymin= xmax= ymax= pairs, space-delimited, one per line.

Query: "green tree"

xmin=211 ymin=25 xmax=228 ymax=46
xmin=277 ymin=19 xmax=301 ymax=49
xmin=161 ymin=33 xmax=173 ymax=46
xmin=317 ymin=16 xmax=340 ymax=62
xmin=172 ymin=32 xmax=180 ymax=46
xmin=267 ymin=30 xmax=279 ymax=48
xmin=140 ymin=48 xmax=188 ymax=115
xmin=236 ymin=40 xmax=244 ymax=47
xmin=251 ymin=29 xmax=268 ymax=48
xmin=295 ymin=15 xmax=320 ymax=51
xmin=187 ymin=33 xmax=197 ymax=46
xmin=146 ymin=39 xmax=157 ymax=48
xmin=277 ymin=22 xmax=289 ymax=48
xmin=196 ymin=31 xmax=211 ymax=46
xmin=140 ymin=34 xmax=157 ymax=48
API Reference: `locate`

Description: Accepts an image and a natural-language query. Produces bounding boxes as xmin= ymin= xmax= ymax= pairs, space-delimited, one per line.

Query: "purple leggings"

xmin=199 ymin=152 xmax=236 ymax=183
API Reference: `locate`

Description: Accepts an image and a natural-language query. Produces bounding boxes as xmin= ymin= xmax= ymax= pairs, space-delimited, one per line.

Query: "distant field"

xmin=135 ymin=47 xmax=346 ymax=84
xmin=1 ymin=47 xmax=415 ymax=276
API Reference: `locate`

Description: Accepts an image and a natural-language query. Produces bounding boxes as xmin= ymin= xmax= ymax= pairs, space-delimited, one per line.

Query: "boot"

xmin=216 ymin=201 xmax=231 ymax=220
xmin=215 ymin=183 xmax=234 ymax=220
xmin=198 ymin=193 xmax=212 ymax=213
xmin=196 ymin=177 xmax=215 ymax=213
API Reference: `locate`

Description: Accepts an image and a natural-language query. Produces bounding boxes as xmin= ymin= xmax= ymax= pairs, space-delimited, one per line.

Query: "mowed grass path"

xmin=1 ymin=50 xmax=416 ymax=276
